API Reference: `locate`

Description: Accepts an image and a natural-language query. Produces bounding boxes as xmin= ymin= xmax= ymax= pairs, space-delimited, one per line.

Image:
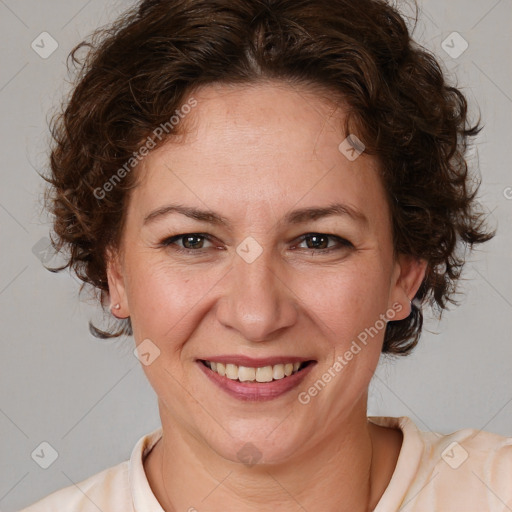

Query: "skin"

xmin=107 ymin=80 xmax=427 ymax=511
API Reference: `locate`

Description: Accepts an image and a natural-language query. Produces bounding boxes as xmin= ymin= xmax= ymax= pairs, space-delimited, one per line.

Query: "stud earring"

xmin=111 ymin=303 xmax=121 ymax=311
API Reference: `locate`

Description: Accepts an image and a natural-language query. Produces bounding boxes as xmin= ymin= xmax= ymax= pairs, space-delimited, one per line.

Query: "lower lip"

xmin=197 ymin=361 xmax=315 ymax=401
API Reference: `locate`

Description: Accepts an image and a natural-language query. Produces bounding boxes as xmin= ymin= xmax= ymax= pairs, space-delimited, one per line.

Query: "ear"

xmin=105 ymin=246 xmax=129 ymax=318
xmin=388 ymin=253 xmax=428 ymax=321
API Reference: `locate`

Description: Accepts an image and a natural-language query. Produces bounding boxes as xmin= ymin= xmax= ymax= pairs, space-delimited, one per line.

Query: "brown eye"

xmin=181 ymin=234 xmax=206 ymax=249
xmin=304 ymin=234 xmax=329 ymax=250
xmin=295 ymin=233 xmax=353 ymax=253
xmin=161 ymin=233 xmax=213 ymax=252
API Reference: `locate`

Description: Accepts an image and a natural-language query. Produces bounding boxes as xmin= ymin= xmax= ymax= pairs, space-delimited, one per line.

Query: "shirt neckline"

xmin=369 ymin=416 xmax=425 ymax=511
xmin=129 ymin=416 xmax=424 ymax=512
xmin=130 ymin=426 xmax=165 ymax=512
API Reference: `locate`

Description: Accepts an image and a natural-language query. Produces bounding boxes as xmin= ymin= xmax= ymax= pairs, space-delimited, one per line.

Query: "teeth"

xmin=238 ymin=366 xmax=256 ymax=382
xmin=255 ymin=366 xmax=273 ymax=382
xmin=273 ymin=364 xmax=285 ymax=380
xmin=226 ymin=363 xmax=238 ymax=380
xmin=205 ymin=360 xmax=306 ymax=382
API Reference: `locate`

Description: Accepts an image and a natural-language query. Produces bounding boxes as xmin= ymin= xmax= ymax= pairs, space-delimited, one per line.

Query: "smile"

xmin=197 ymin=357 xmax=316 ymax=401
xmin=201 ymin=360 xmax=310 ymax=382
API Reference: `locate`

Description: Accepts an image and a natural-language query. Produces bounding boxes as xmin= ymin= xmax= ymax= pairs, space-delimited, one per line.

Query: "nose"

xmin=215 ymin=248 xmax=299 ymax=342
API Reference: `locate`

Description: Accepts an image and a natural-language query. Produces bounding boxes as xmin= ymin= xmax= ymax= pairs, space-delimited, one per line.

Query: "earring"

xmin=111 ymin=303 xmax=121 ymax=311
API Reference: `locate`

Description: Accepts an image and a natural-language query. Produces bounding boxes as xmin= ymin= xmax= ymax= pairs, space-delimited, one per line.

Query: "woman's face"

xmin=108 ymin=81 xmax=426 ymax=464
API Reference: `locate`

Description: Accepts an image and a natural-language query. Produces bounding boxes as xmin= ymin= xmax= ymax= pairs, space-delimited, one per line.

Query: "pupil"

xmin=184 ymin=235 xmax=202 ymax=249
xmin=308 ymin=235 xmax=327 ymax=249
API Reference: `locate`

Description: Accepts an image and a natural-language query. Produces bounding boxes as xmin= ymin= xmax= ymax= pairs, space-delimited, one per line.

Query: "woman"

xmin=20 ymin=0 xmax=511 ymax=510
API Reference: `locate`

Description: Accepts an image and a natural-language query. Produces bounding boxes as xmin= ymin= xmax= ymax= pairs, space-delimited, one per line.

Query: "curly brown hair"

xmin=44 ymin=0 xmax=495 ymax=355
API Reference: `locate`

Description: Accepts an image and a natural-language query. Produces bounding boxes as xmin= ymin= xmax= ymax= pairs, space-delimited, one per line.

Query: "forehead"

xmin=174 ymin=80 xmax=348 ymax=162
xmin=129 ymin=81 xmax=389 ymax=230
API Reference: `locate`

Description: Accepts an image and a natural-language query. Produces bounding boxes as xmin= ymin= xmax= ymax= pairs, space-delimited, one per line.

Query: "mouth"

xmin=197 ymin=357 xmax=316 ymax=401
xmin=200 ymin=359 xmax=313 ymax=382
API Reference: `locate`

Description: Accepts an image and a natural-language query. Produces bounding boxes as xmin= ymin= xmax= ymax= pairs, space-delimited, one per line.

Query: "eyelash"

xmin=160 ymin=233 xmax=354 ymax=255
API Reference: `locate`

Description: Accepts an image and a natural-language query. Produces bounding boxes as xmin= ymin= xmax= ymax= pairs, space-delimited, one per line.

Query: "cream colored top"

xmin=19 ymin=416 xmax=512 ymax=512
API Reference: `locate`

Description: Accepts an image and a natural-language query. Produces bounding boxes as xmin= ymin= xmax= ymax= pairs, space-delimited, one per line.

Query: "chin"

xmin=202 ymin=416 xmax=312 ymax=467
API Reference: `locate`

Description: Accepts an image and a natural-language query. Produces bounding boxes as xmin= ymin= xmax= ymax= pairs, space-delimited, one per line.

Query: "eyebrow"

xmin=143 ymin=202 xmax=369 ymax=228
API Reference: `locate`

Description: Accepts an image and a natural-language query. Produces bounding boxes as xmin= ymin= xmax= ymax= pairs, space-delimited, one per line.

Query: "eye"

xmin=159 ymin=232 xmax=353 ymax=256
xmin=293 ymin=233 xmax=353 ymax=253
xmin=160 ymin=233 xmax=215 ymax=253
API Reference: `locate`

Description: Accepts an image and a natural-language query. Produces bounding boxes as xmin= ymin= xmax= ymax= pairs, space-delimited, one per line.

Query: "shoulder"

xmin=18 ymin=427 xmax=163 ymax=512
xmin=425 ymin=424 xmax=512 ymax=498
xmin=18 ymin=461 xmax=131 ymax=512
xmin=375 ymin=416 xmax=512 ymax=511
xmin=419 ymin=421 xmax=512 ymax=474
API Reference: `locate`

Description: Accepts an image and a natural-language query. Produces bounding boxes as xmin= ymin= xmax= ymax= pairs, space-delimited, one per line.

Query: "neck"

xmin=144 ymin=403 xmax=398 ymax=512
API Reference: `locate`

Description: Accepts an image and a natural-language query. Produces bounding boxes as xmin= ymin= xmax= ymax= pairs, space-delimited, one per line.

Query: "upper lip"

xmin=198 ymin=355 xmax=315 ymax=367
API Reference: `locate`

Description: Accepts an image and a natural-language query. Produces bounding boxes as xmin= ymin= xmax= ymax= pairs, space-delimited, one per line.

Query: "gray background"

xmin=0 ymin=0 xmax=511 ymax=510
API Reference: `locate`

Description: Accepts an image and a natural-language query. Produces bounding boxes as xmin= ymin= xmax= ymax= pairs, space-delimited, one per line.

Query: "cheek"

xmin=124 ymin=256 xmax=225 ymax=344
xmin=297 ymin=259 xmax=391 ymax=341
